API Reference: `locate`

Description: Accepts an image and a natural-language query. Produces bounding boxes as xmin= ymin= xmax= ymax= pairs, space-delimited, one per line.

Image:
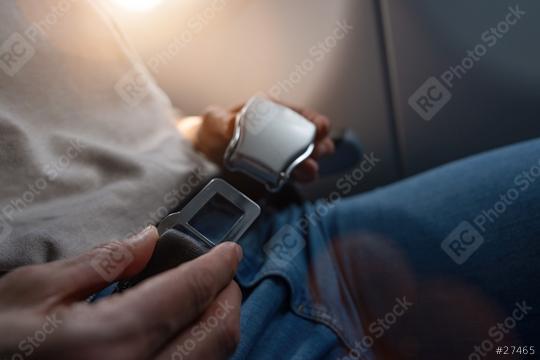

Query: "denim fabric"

xmin=233 ymin=138 xmax=540 ymax=359
xmin=93 ymin=138 xmax=540 ymax=359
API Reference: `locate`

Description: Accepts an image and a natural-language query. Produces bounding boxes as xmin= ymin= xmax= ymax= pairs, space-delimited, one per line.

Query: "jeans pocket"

xmin=236 ymin=216 xmax=374 ymax=359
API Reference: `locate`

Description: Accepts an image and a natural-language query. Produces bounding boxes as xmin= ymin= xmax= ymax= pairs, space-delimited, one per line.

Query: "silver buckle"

xmin=224 ymin=96 xmax=316 ymax=192
xmin=157 ymin=179 xmax=260 ymax=247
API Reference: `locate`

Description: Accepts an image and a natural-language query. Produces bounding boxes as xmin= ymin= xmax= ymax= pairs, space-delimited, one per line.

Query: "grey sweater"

xmin=0 ymin=0 xmax=215 ymax=270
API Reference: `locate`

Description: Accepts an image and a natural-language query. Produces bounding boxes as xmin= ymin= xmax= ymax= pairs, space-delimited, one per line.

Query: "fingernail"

xmin=128 ymin=226 xmax=157 ymax=245
xmin=221 ymin=242 xmax=243 ymax=261
xmin=234 ymin=243 xmax=243 ymax=261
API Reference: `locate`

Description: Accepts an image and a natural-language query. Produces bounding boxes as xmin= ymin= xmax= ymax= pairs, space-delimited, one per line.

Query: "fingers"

xmin=229 ymin=103 xmax=245 ymax=113
xmin=156 ymin=281 xmax=242 ymax=360
xmin=300 ymin=109 xmax=331 ymax=141
xmin=202 ymin=106 xmax=235 ymax=139
xmin=0 ymin=226 xmax=159 ymax=305
xmin=104 ymin=242 xmax=242 ymax=351
xmin=58 ymin=226 xmax=159 ymax=301
xmin=198 ymin=107 xmax=236 ymax=165
xmin=293 ymin=158 xmax=319 ymax=182
xmin=293 ymin=136 xmax=335 ymax=182
xmin=312 ymin=137 xmax=336 ymax=159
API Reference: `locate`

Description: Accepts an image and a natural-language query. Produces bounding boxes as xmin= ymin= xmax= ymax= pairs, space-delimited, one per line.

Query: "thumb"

xmin=47 ymin=226 xmax=159 ymax=302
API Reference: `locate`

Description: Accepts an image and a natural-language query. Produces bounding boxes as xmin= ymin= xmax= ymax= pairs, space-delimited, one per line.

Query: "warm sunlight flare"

xmin=111 ymin=0 xmax=163 ymax=12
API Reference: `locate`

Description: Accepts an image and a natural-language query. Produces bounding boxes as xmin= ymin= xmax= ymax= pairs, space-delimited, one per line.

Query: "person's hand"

xmin=181 ymin=100 xmax=335 ymax=182
xmin=0 ymin=226 xmax=243 ymax=360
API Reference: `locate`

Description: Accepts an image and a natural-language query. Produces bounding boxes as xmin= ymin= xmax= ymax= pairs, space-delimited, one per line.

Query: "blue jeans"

xmin=233 ymin=138 xmax=540 ymax=360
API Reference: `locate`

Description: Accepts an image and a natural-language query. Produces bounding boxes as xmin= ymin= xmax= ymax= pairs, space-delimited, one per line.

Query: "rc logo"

xmin=114 ymin=65 xmax=152 ymax=106
xmin=441 ymin=221 xmax=484 ymax=265
xmin=264 ymin=225 xmax=305 ymax=267
xmin=0 ymin=33 xmax=35 ymax=77
xmin=408 ymin=77 xmax=452 ymax=121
